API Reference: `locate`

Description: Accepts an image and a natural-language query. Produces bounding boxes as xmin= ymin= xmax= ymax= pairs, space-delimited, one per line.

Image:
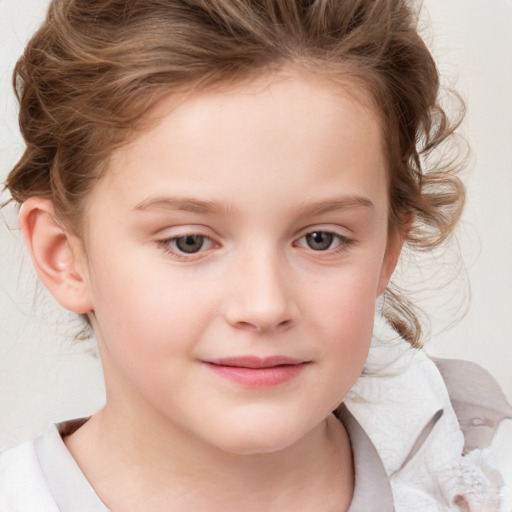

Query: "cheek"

xmin=87 ymin=255 xmax=215 ymax=367
xmin=302 ymin=263 xmax=379 ymax=378
xmin=89 ymin=269 xmax=215 ymax=416
xmin=305 ymin=256 xmax=382 ymax=323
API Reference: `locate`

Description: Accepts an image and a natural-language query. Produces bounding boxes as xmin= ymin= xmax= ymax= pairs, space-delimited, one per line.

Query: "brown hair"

xmin=4 ymin=0 xmax=465 ymax=346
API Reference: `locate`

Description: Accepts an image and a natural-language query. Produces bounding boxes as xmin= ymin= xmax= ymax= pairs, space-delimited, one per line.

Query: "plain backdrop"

xmin=0 ymin=0 xmax=511 ymax=451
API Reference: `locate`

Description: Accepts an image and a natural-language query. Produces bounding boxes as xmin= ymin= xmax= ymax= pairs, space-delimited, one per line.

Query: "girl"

xmin=1 ymin=0 xmax=511 ymax=510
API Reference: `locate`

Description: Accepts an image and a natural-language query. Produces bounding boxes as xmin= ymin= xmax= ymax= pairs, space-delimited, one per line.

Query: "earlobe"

xmin=19 ymin=197 xmax=93 ymax=314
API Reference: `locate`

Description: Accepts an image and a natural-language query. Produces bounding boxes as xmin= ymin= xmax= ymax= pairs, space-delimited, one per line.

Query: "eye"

xmin=304 ymin=232 xmax=334 ymax=251
xmin=174 ymin=234 xmax=208 ymax=253
xmin=157 ymin=234 xmax=216 ymax=256
xmin=295 ymin=230 xmax=353 ymax=252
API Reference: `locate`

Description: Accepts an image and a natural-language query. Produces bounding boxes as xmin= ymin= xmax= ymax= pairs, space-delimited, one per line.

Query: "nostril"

xmin=234 ymin=318 xmax=293 ymax=332
xmin=236 ymin=321 xmax=258 ymax=331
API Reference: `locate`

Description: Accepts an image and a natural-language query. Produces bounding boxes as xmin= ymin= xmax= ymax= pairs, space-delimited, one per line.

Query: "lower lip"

xmin=204 ymin=363 xmax=308 ymax=387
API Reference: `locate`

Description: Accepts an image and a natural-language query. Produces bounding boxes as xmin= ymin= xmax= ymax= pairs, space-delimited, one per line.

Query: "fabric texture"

xmin=345 ymin=316 xmax=512 ymax=512
xmin=0 ymin=420 xmax=107 ymax=512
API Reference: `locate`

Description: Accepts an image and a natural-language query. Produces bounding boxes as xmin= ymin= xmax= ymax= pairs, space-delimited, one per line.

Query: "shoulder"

xmin=345 ymin=317 xmax=512 ymax=512
xmin=1 ymin=418 xmax=110 ymax=512
xmin=0 ymin=437 xmax=60 ymax=512
xmin=433 ymin=357 xmax=512 ymax=453
xmin=434 ymin=357 xmax=512 ymax=511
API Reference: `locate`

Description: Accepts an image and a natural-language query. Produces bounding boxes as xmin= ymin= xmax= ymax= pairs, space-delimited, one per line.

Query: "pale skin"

xmin=20 ymin=70 xmax=405 ymax=511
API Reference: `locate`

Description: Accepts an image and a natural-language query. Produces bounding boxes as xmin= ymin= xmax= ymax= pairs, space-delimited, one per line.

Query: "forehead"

xmin=86 ymin=70 xmax=387 ymax=223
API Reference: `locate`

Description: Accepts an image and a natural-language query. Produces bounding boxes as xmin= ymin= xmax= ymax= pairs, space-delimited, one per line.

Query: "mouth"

xmin=202 ymin=356 xmax=310 ymax=387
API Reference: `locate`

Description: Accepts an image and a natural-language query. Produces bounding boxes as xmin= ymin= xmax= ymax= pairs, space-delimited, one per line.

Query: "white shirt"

xmin=0 ymin=408 xmax=393 ymax=512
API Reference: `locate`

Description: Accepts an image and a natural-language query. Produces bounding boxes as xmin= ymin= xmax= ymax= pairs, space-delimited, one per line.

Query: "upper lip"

xmin=203 ymin=356 xmax=308 ymax=368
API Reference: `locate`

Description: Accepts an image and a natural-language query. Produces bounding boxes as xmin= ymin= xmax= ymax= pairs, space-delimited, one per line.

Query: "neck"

xmin=65 ymin=397 xmax=353 ymax=512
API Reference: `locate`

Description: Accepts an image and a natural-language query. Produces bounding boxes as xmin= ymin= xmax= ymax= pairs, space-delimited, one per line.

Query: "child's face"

xmin=78 ymin=72 xmax=401 ymax=454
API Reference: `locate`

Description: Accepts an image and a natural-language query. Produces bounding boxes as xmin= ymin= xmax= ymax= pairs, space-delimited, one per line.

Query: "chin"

xmin=207 ymin=419 xmax=313 ymax=456
xmin=218 ymin=437 xmax=297 ymax=456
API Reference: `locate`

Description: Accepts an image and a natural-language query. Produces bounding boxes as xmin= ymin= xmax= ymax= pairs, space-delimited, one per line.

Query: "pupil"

xmin=176 ymin=235 xmax=204 ymax=253
xmin=307 ymin=232 xmax=333 ymax=251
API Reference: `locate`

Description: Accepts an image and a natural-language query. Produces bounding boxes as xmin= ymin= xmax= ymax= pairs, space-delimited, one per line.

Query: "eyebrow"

xmin=296 ymin=196 xmax=375 ymax=216
xmin=133 ymin=196 xmax=231 ymax=215
xmin=133 ymin=194 xmax=374 ymax=216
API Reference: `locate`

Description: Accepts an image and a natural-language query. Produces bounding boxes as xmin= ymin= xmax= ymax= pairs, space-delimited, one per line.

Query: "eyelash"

xmin=156 ymin=234 xmax=216 ymax=260
xmin=156 ymin=230 xmax=354 ymax=259
xmin=294 ymin=231 xmax=355 ymax=254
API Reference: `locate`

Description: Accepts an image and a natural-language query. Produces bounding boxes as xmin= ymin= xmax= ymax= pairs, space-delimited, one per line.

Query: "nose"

xmin=223 ymin=249 xmax=298 ymax=333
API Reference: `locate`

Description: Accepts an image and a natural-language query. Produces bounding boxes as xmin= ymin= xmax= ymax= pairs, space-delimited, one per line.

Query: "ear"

xmin=376 ymin=212 xmax=413 ymax=297
xmin=19 ymin=197 xmax=93 ymax=314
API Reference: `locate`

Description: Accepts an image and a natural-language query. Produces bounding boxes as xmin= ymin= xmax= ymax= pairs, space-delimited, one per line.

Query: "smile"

xmin=202 ymin=356 xmax=310 ymax=387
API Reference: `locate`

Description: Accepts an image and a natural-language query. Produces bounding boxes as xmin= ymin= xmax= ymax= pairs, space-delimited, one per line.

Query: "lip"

xmin=202 ymin=356 xmax=310 ymax=387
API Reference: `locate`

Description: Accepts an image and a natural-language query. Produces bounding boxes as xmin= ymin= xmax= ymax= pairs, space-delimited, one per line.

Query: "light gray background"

xmin=1 ymin=0 xmax=511 ymax=451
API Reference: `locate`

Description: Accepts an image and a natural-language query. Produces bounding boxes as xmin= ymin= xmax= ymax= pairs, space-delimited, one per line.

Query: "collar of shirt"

xmin=33 ymin=409 xmax=394 ymax=512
